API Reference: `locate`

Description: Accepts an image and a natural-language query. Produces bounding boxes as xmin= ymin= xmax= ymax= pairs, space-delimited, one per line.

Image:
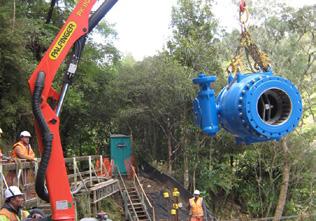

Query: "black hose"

xmin=32 ymin=72 xmax=53 ymax=203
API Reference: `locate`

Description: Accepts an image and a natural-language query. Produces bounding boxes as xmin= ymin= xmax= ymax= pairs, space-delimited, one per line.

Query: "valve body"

xmin=193 ymin=70 xmax=302 ymax=144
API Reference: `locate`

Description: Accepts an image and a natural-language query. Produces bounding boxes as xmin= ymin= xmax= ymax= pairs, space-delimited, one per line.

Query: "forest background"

xmin=0 ymin=0 xmax=315 ymax=219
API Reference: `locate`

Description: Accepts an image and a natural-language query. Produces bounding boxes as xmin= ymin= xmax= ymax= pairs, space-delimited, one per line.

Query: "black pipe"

xmin=88 ymin=0 xmax=118 ymax=32
xmin=32 ymin=72 xmax=53 ymax=202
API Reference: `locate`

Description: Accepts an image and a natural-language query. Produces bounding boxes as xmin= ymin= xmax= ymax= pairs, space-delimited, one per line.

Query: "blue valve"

xmin=193 ymin=73 xmax=219 ymax=136
xmin=193 ymin=71 xmax=303 ymax=144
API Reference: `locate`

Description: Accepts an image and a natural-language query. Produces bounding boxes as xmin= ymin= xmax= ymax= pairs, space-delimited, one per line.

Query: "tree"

xmin=168 ymin=0 xmax=221 ymax=73
xmin=110 ymin=54 xmax=194 ymax=174
xmin=59 ymin=20 xmax=121 ymax=156
xmin=167 ymin=0 xmax=226 ymax=190
xmin=0 ymin=0 xmax=121 ymax=155
xmin=250 ymin=5 xmax=316 ymax=219
xmin=0 ymin=0 xmax=50 ymax=144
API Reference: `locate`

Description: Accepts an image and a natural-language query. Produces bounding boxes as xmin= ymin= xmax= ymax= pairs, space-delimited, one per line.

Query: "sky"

xmin=105 ymin=0 xmax=314 ymax=61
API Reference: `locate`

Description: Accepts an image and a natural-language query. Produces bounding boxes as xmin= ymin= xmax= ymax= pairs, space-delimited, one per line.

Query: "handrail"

xmin=0 ymin=155 xmax=107 ymax=169
xmin=0 ymin=155 xmax=120 ymax=218
xmin=0 ymin=155 xmax=108 ymax=201
xmin=65 ymin=155 xmax=104 ymax=163
xmin=116 ymin=166 xmax=139 ymax=221
xmin=131 ymin=166 xmax=155 ymax=221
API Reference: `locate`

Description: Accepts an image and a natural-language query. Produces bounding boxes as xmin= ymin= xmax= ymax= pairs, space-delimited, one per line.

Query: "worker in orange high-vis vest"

xmin=188 ymin=190 xmax=207 ymax=221
xmin=0 ymin=186 xmax=29 ymax=221
xmin=11 ymin=131 xmax=36 ymax=161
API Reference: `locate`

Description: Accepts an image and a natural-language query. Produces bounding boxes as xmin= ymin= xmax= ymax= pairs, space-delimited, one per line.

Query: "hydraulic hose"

xmin=32 ymin=72 xmax=53 ymax=202
xmin=56 ymin=37 xmax=86 ymax=116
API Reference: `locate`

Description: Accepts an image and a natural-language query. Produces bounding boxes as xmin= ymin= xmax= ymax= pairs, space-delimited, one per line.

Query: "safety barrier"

xmin=0 ymin=155 xmax=119 ymax=217
xmin=0 ymin=159 xmax=38 ymax=207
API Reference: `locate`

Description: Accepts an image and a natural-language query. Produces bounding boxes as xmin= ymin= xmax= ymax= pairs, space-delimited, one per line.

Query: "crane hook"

xmin=239 ymin=0 xmax=249 ymax=30
xmin=239 ymin=0 xmax=246 ymax=12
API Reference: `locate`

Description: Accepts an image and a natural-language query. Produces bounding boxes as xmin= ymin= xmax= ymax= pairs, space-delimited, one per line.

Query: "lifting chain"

xmin=227 ymin=0 xmax=270 ymax=74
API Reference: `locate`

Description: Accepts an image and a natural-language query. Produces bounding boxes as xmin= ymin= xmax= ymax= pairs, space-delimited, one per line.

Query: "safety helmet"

xmin=20 ymin=131 xmax=31 ymax=138
xmin=0 ymin=128 xmax=3 ymax=134
xmin=4 ymin=186 xmax=24 ymax=200
xmin=194 ymin=190 xmax=200 ymax=195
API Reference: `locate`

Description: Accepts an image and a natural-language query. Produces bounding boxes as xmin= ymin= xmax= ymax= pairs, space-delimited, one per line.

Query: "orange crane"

xmin=28 ymin=1 xmax=118 ymax=220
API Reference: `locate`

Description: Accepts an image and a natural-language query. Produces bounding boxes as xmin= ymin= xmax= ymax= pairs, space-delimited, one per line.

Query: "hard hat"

xmin=194 ymin=190 xmax=200 ymax=195
xmin=20 ymin=131 xmax=31 ymax=137
xmin=4 ymin=186 xmax=24 ymax=200
xmin=0 ymin=128 xmax=3 ymax=134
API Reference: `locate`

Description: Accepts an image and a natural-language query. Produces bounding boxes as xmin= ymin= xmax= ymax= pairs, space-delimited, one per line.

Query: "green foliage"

xmin=285 ymin=128 xmax=316 ymax=214
xmin=168 ymin=0 xmax=221 ymax=73
xmin=109 ymin=54 xmax=194 ymax=161
xmin=0 ymin=0 xmax=45 ymax=143
xmin=100 ymin=197 xmax=123 ymax=220
xmin=0 ymin=0 xmax=314 ymax=219
xmin=201 ymin=161 xmax=239 ymax=195
xmin=76 ymin=193 xmax=91 ymax=218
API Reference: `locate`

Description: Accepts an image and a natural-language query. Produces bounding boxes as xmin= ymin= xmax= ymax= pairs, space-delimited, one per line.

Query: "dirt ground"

xmin=138 ymin=176 xmax=190 ymax=221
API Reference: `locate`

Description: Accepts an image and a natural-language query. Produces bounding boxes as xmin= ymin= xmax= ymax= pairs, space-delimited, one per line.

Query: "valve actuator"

xmin=193 ymin=70 xmax=302 ymax=144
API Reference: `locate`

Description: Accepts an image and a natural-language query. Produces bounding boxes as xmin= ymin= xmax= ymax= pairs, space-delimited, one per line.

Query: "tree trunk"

xmin=192 ymin=163 xmax=198 ymax=191
xmin=273 ymin=138 xmax=290 ymax=221
xmin=12 ymin=0 xmax=16 ymax=31
xmin=46 ymin=0 xmax=58 ymax=24
xmin=167 ymin=117 xmax=173 ymax=174
xmin=209 ymin=144 xmax=213 ymax=171
xmin=181 ymin=112 xmax=189 ymax=189
xmin=183 ymin=147 xmax=189 ymax=189
xmin=167 ymin=130 xmax=172 ymax=175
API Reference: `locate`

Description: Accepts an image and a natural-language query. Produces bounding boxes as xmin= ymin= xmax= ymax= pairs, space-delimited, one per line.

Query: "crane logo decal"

xmin=76 ymin=0 xmax=92 ymax=16
xmin=49 ymin=21 xmax=77 ymax=60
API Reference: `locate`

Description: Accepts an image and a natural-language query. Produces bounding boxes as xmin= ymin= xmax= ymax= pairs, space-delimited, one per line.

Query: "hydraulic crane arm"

xmin=28 ymin=1 xmax=118 ymax=220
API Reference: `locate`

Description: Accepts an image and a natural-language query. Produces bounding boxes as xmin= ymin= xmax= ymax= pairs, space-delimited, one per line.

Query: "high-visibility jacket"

xmin=11 ymin=141 xmax=35 ymax=161
xmin=189 ymin=197 xmax=204 ymax=217
xmin=0 ymin=208 xmax=29 ymax=221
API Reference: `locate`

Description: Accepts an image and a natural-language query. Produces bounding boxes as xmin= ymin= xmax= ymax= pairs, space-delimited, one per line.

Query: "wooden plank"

xmin=2 ymin=161 xmax=34 ymax=170
xmin=89 ymin=179 xmax=118 ymax=191
xmin=89 ymin=180 xmax=120 ymax=204
xmin=65 ymin=155 xmax=108 ymax=163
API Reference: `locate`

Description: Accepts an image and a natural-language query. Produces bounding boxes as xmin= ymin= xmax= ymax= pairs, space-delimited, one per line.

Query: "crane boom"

xmin=28 ymin=1 xmax=118 ymax=220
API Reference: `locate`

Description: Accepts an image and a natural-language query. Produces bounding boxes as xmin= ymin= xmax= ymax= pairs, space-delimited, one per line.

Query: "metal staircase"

xmin=116 ymin=166 xmax=155 ymax=221
xmin=127 ymin=187 xmax=150 ymax=221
